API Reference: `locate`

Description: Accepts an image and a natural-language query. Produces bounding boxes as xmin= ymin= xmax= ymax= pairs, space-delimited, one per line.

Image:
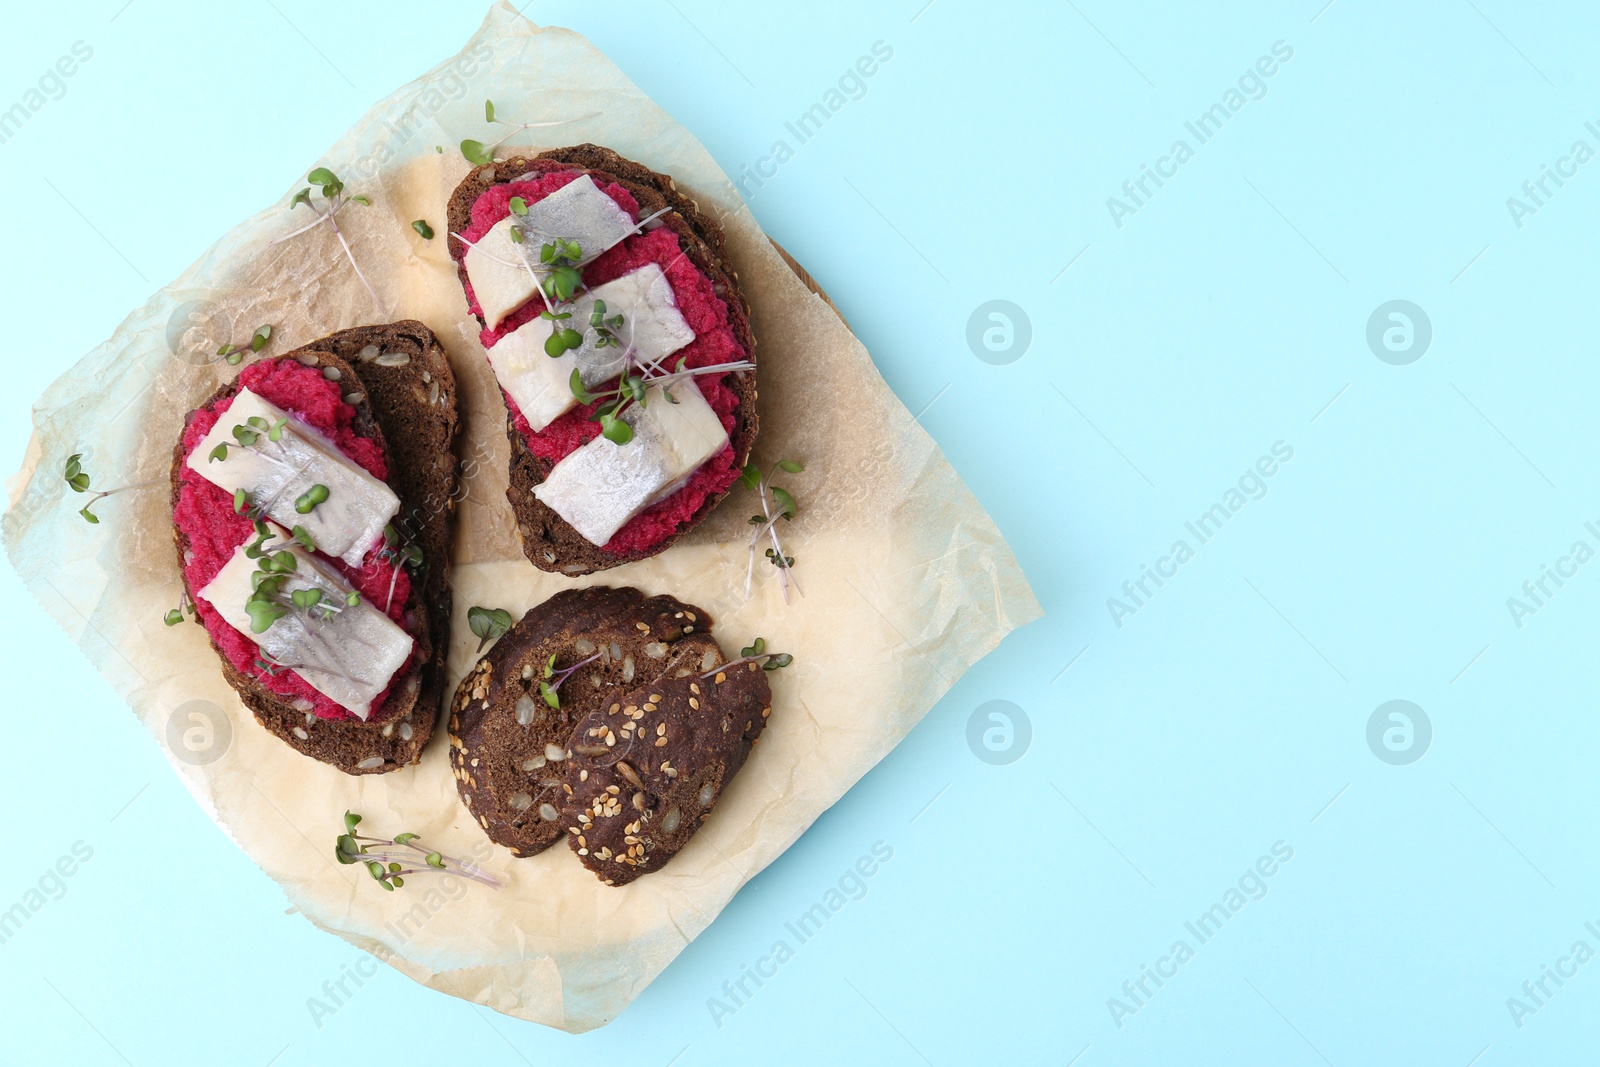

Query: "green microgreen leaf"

xmin=393 ymin=832 xmax=418 ymax=845
xmin=461 ymin=139 xmax=494 ymax=166
xmin=290 ymin=187 xmax=312 ymax=210
xmin=509 ymin=196 xmax=528 ymax=216
xmin=251 ymin=324 xmax=272 ymax=352
xmin=599 ymin=413 xmax=633 ymax=445
xmin=739 ymin=463 xmax=762 ymax=490
xmin=540 ymin=681 xmax=559 ymax=709
xmin=468 ymin=605 xmax=514 ymax=652
xmin=307 ymin=167 xmax=343 ymax=198
xmin=79 ymin=506 xmax=98 ymax=524
xmin=544 ymin=652 xmax=557 ymax=679
xmin=163 ymin=608 xmax=184 ymax=626
xmin=345 ymin=591 xmax=361 ymax=606
xmin=411 ymin=219 xmax=435 ymax=240
xmin=246 ymin=598 xmax=288 ymax=634
xmin=772 ymin=487 xmax=797 ymax=520
xmin=485 ymin=99 xmax=495 ymax=122
xmin=294 ymin=483 xmax=330 ymax=514
xmin=209 ymin=444 xmax=229 ymax=463
xmin=776 ymin=460 xmax=804 ymax=474
xmin=764 ymin=653 xmax=793 ymax=670
xmin=291 ymin=588 xmax=322 ymax=611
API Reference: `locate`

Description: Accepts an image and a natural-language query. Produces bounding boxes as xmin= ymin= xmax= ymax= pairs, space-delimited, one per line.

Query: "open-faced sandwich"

xmin=170 ymin=323 xmax=460 ymax=774
xmin=450 ymin=586 xmax=775 ymax=885
xmin=447 ymin=145 xmax=758 ymax=576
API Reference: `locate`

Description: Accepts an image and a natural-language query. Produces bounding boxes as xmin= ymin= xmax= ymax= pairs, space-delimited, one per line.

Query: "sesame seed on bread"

xmin=449 ymin=585 xmax=772 ymax=884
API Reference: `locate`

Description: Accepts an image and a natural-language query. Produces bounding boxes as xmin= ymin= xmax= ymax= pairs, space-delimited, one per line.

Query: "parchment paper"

xmin=1 ymin=4 xmax=1040 ymax=1032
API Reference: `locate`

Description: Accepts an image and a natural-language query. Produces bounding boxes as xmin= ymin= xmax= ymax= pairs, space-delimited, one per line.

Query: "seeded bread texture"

xmin=169 ymin=323 xmax=460 ymax=775
xmin=448 ymin=586 xmax=720 ymax=857
xmin=446 ymin=144 xmax=759 ymax=576
xmin=565 ymin=656 xmax=771 ymax=886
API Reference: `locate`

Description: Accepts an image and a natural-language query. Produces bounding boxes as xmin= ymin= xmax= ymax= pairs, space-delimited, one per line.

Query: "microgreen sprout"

xmin=702 ymin=637 xmax=793 ymax=677
xmin=294 ymin=483 xmax=330 ymax=514
xmin=539 ymin=308 xmax=582 ymax=357
xmin=459 ymin=99 xmax=602 ymax=167
xmin=537 ymin=239 xmax=584 ymax=303
xmin=589 ymin=299 xmax=625 ymax=349
xmin=567 ymin=356 xmax=758 ymax=447
xmin=374 ymin=524 xmax=424 ymax=613
xmin=741 ymin=460 xmax=805 ymax=604
xmin=163 ymin=589 xmax=198 ymax=627
xmin=238 ymin=522 xmax=351 ymax=635
xmin=468 ymin=605 xmax=514 ymax=653
xmin=539 ymin=649 xmax=603 ymax=709
xmin=272 ymin=167 xmax=383 ymax=312
xmin=411 ymin=219 xmax=435 ymax=240
xmin=335 ymin=811 xmax=502 ymax=892
xmin=212 ymin=324 xmax=273 ymax=366
xmin=63 ymin=453 xmax=159 ymax=524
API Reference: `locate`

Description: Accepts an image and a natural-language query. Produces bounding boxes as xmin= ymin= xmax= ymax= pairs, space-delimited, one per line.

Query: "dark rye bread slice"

xmin=446 ymin=144 xmax=759 ymax=576
xmin=565 ymin=656 xmax=772 ymax=886
xmin=169 ymin=323 xmax=460 ymax=774
xmin=448 ymin=586 xmax=717 ymax=856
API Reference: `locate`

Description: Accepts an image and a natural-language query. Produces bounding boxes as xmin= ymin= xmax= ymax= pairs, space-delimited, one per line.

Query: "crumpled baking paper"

xmin=1 ymin=3 xmax=1040 ymax=1032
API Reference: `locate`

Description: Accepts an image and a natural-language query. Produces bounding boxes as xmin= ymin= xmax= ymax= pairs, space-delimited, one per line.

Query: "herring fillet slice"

xmin=532 ymin=379 xmax=728 ymax=547
xmin=464 ymin=174 xmax=640 ymax=330
xmin=197 ymin=528 xmax=414 ymax=720
xmin=185 ymin=389 xmax=399 ymax=567
xmin=487 ymin=264 xmax=696 ymax=433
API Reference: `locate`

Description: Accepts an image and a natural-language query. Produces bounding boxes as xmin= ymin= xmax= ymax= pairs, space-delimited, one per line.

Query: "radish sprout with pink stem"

xmin=460 ymin=99 xmax=602 ymax=166
xmin=336 ymin=811 xmax=502 ymax=892
xmin=63 ymin=453 xmax=161 ymax=524
xmin=740 ymin=461 xmax=805 ymax=603
xmin=538 ymin=649 xmax=603 ymax=709
xmin=702 ymin=637 xmax=793 ymax=678
xmin=272 ymin=168 xmax=384 ymax=313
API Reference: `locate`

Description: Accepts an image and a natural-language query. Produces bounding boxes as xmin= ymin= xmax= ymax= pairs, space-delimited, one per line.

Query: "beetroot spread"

xmin=455 ymin=166 xmax=746 ymax=556
xmin=174 ymin=359 xmax=415 ymax=722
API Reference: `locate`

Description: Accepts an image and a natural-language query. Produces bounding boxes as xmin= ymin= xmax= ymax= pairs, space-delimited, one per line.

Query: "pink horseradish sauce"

xmin=173 ymin=359 xmax=416 ymax=722
xmin=454 ymin=164 xmax=746 ymax=556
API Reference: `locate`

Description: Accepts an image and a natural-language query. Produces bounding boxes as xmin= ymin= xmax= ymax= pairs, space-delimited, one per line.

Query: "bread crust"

xmin=169 ymin=323 xmax=459 ymax=774
xmin=446 ymin=145 xmax=758 ymax=575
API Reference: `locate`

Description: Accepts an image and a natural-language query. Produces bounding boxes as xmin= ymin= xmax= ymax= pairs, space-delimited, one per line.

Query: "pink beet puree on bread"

xmin=454 ymin=167 xmax=746 ymax=556
xmin=173 ymin=358 xmax=416 ymax=722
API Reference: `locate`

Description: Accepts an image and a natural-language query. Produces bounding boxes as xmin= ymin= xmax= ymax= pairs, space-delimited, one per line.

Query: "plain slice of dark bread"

xmin=446 ymin=144 xmax=759 ymax=576
xmin=448 ymin=586 xmax=717 ymax=856
xmin=169 ymin=323 xmax=459 ymax=775
xmin=564 ymin=648 xmax=771 ymax=886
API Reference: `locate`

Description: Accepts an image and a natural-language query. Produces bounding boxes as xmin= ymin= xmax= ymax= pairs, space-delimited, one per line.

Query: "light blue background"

xmin=2 ymin=0 xmax=1596 ymax=1063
